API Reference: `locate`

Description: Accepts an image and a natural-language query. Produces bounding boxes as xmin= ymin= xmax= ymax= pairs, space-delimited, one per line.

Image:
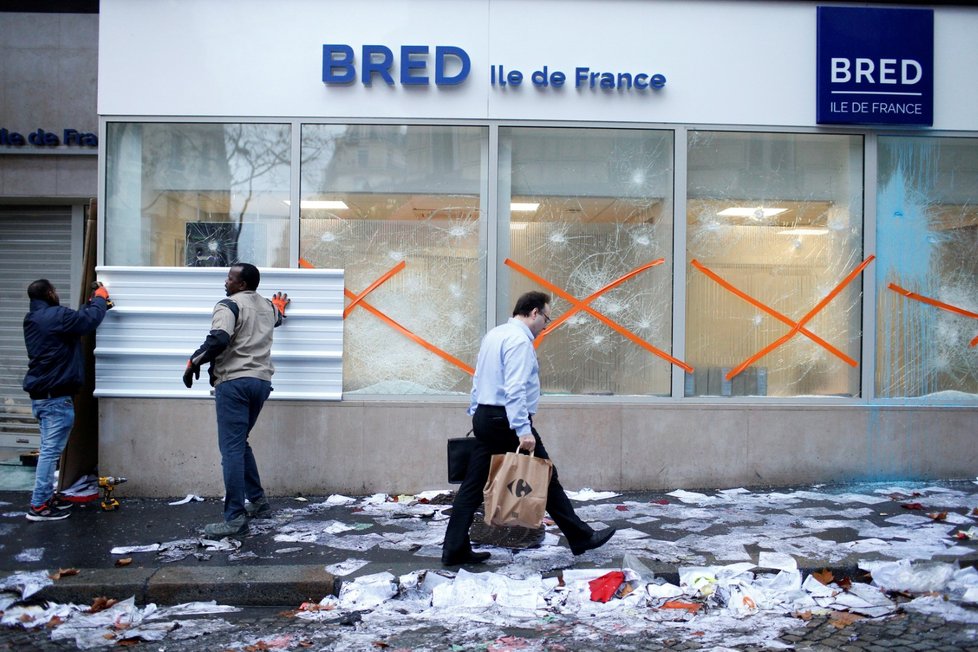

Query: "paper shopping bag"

xmin=482 ymin=448 xmax=552 ymax=528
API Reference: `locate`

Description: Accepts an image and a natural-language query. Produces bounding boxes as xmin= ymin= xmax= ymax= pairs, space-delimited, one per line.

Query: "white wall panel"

xmin=98 ymin=0 xmax=978 ymax=131
xmin=93 ymin=267 xmax=344 ymax=400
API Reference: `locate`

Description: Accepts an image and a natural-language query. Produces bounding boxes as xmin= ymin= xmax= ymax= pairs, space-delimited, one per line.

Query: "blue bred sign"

xmin=817 ymin=6 xmax=933 ymax=126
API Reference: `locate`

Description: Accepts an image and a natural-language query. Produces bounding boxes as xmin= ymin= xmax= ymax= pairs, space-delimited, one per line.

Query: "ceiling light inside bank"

xmin=718 ymin=206 xmax=787 ymax=220
xmin=284 ymin=200 xmax=349 ymax=210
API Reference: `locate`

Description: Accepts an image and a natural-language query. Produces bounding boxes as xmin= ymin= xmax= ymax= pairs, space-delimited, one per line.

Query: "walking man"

xmin=23 ymin=279 xmax=111 ymax=521
xmin=183 ymin=263 xmax=288 ymax=537
xmin=442 ymin=290 xmax=616 ymax=565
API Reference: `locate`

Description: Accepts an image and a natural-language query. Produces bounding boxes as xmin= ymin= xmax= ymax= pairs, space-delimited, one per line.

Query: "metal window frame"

xmin=96 ymin=115 xmax=978 ymax=405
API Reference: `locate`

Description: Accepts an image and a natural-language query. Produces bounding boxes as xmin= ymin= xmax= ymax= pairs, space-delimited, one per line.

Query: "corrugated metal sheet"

xmin=93 ymin=267 xmax=344 ymax=400
xmin=0 ymin=206 xmax=73 ymax=446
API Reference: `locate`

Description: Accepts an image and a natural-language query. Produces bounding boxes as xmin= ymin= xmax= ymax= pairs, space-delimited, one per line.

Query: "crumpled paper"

xmin=168 ymin=494 xmax=204 ymax=506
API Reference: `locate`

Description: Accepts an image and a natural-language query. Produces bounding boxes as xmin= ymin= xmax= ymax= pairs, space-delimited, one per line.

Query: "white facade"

xmin=98 ymin=0 xmax=978 ymax=129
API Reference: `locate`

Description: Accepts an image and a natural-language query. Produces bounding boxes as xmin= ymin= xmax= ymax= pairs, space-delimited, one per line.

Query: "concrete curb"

xmin=14 ymin=560 xmax=976 ymax=607
xmin=23 ymin=565 xmax=337 ymax=607
xmin=14 ymin=561 xmax=903 ymax=607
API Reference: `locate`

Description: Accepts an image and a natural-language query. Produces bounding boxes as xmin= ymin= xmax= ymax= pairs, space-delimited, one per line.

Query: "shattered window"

xmin=876 ymin=136 xmax=978 ymax=398
xmin=499 ymin=127 xmax=674 ymax=396
xmin=299 ymin=125 xmax=487 ymax=395
xmin=686 ymin=132 xmax=864 ymax=397
xmin=104 ymin=123 xmax=291 ymax=266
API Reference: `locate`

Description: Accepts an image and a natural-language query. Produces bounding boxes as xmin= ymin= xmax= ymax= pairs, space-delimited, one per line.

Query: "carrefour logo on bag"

xmin=508 ymin=478 xmax=533 ymax=498
xmin=323 ymin=43 xmax=471 ymax=86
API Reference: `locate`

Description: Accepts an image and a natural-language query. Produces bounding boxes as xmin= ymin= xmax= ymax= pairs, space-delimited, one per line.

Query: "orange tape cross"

xmin=720 ymin=256 xmax=875 ymax=380
xmin=504 ymin=258 xmax=693 ymax=373
xmin=691 ymin=259 xmax=858 ymax=368
xmin=888 ymin=283 xmax=978 ymax=347
xmin=536 ymin=259 xmax=666 ymax=345
xmin=299 ymin=257 xmax=474 ymax=375
xmin=343 ymin=260 xmax=405 ymax=318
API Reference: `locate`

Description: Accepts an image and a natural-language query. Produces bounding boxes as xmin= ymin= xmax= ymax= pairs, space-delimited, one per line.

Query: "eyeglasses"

xmin=541 ymin=311 xmax=552 ymax=324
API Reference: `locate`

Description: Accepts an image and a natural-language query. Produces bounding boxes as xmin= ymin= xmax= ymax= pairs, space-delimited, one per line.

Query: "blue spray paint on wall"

xmin=869 ymin=136 xmax=978 ymax=478
xmin=876 ymin=139 xmax=943 ymax=397
xmin=869 ymin=140 xmax=940 ymax=479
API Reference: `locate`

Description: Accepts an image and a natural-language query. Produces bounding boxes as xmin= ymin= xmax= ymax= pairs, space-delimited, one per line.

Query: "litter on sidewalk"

xmin=1 ymin=480 xmax=977 ymax=648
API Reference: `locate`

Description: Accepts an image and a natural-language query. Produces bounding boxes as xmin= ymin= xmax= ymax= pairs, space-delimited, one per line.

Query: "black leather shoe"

xmin=441 ymin=550 xmax=491 ymax=566
xmin=570 ymin=527 xmax=617 ymax=556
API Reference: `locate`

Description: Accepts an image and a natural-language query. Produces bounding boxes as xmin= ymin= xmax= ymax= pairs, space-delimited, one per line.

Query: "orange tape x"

xmin=888 ymin=283 xmax=978 ymax=347
xmin=691 ymin=259 xmax=858 ymax=369
xmin=715 ymin=256 xmax=875 ymax=380
xmin=504 ymin=258 xmax=693 ymax=373
xmin=299 ymin=257 xmax=474 ymax=375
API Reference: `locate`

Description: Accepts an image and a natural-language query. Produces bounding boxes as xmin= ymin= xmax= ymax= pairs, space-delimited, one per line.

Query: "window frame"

xmin=97 ymin=116 xmax=978 ymax=404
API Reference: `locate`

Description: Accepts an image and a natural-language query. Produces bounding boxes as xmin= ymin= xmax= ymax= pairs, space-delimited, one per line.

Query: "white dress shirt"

xmin=468 ymin=318 xmax=540 ymax=436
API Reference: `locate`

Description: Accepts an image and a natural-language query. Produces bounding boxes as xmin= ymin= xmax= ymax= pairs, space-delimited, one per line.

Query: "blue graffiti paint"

xmin=876 ymin=139 xmax=944 ymax=397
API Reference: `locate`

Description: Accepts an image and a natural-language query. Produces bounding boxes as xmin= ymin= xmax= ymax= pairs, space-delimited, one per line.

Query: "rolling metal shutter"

xmin=0 ymin=206 xmax=73 ymax=448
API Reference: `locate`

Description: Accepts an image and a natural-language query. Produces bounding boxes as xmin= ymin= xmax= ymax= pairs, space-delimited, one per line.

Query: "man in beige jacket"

xmin=183 ymin=263 xmax=288 ymax=537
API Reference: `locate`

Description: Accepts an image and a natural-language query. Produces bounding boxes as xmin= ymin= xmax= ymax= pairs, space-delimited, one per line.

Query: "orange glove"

xmin=272 ymin=292 xmax=289 ymax=317
xmin=92 ymin=282 xmax=113 ymax=307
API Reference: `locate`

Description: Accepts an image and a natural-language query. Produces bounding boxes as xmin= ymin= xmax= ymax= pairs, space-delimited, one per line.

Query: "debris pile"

xmin=1 ymin=480 xmax=977 ymax=648
xmin=0 ymin=570 xmax=238 ymax=649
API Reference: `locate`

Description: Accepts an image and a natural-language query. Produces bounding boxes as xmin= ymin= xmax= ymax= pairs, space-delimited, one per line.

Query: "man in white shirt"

xmin=442 ymin=291 xmax=616 ymax=565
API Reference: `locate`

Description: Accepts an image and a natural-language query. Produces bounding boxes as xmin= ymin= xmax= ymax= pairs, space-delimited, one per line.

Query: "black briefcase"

xmin=447 ymin=429 xmax=475 ymax=484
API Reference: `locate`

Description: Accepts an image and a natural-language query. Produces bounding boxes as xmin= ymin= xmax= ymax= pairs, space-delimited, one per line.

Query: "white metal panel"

xmin=99 ymin=0 xmax=978 ymax=131
xmin=93 ymin=267 xmax=344 ymax=400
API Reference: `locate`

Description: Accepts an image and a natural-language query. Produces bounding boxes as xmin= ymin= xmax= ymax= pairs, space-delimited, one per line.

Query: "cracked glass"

xmin=686 ymin=131 xmax=864 ymax=397
xmin=499 ymin=127 xmax=674 ymax=396
xmin=104 ymin=123 xmax=291 ymax=266
xmin=876 ymin=136 xmax=978 ymax=398
xmin=299 ymin=124 xmax=487 ymax=395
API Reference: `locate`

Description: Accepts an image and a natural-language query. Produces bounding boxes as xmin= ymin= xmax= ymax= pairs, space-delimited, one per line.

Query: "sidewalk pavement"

xmin=1 ymin=479 xmax=977 ymax=608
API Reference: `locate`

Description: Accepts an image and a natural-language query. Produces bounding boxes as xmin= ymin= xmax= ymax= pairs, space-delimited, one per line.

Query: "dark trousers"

xmin=442 ymin=404 xmax=593 ymax=557
xmin=215 ymin=377 xmax=271 ymax=521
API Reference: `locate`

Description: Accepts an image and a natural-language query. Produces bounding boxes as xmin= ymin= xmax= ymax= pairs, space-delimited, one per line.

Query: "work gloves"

xmin=272 ymin=292 xmax=289 ymax=317
xmin=91 ymin=282 xmax=113 ymax=308
xmin=182 ymin=359 xmax=201 ymax=388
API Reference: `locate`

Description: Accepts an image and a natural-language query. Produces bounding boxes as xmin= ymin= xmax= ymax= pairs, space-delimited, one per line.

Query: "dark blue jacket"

xmin=22 ymin=297 xmax=108 ymax=397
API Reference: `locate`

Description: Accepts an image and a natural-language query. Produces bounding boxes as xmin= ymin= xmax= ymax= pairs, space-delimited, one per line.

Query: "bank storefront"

xmin=97 ymin=1 xmax=978 ymax=495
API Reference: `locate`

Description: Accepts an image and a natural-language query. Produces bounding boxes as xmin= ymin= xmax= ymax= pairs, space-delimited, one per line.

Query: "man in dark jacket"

xmin=23 ymin=279 xmax=110 ymax=521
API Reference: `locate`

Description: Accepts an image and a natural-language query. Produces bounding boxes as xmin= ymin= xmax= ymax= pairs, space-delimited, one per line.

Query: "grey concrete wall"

xmin=0 ymin=12 xmax=98 ymax=199
xmin=0 ymin=154 xmax=96 ymax=198
xmin=98 ymin=398 xmax=978 ymax=497
xmin=0 ymin=13 xmax=98 ymax=133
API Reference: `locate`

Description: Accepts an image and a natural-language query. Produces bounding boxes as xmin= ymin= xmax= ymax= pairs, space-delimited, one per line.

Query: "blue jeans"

xmin=215 ymin=377 xmax=271 ymax=522
xmin=30 ymin=396 xmax=75 ymax=507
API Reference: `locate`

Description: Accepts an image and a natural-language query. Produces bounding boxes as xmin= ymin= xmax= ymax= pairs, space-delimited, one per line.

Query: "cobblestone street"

xmin=1 ymin=605 xmax=977 ymax=651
